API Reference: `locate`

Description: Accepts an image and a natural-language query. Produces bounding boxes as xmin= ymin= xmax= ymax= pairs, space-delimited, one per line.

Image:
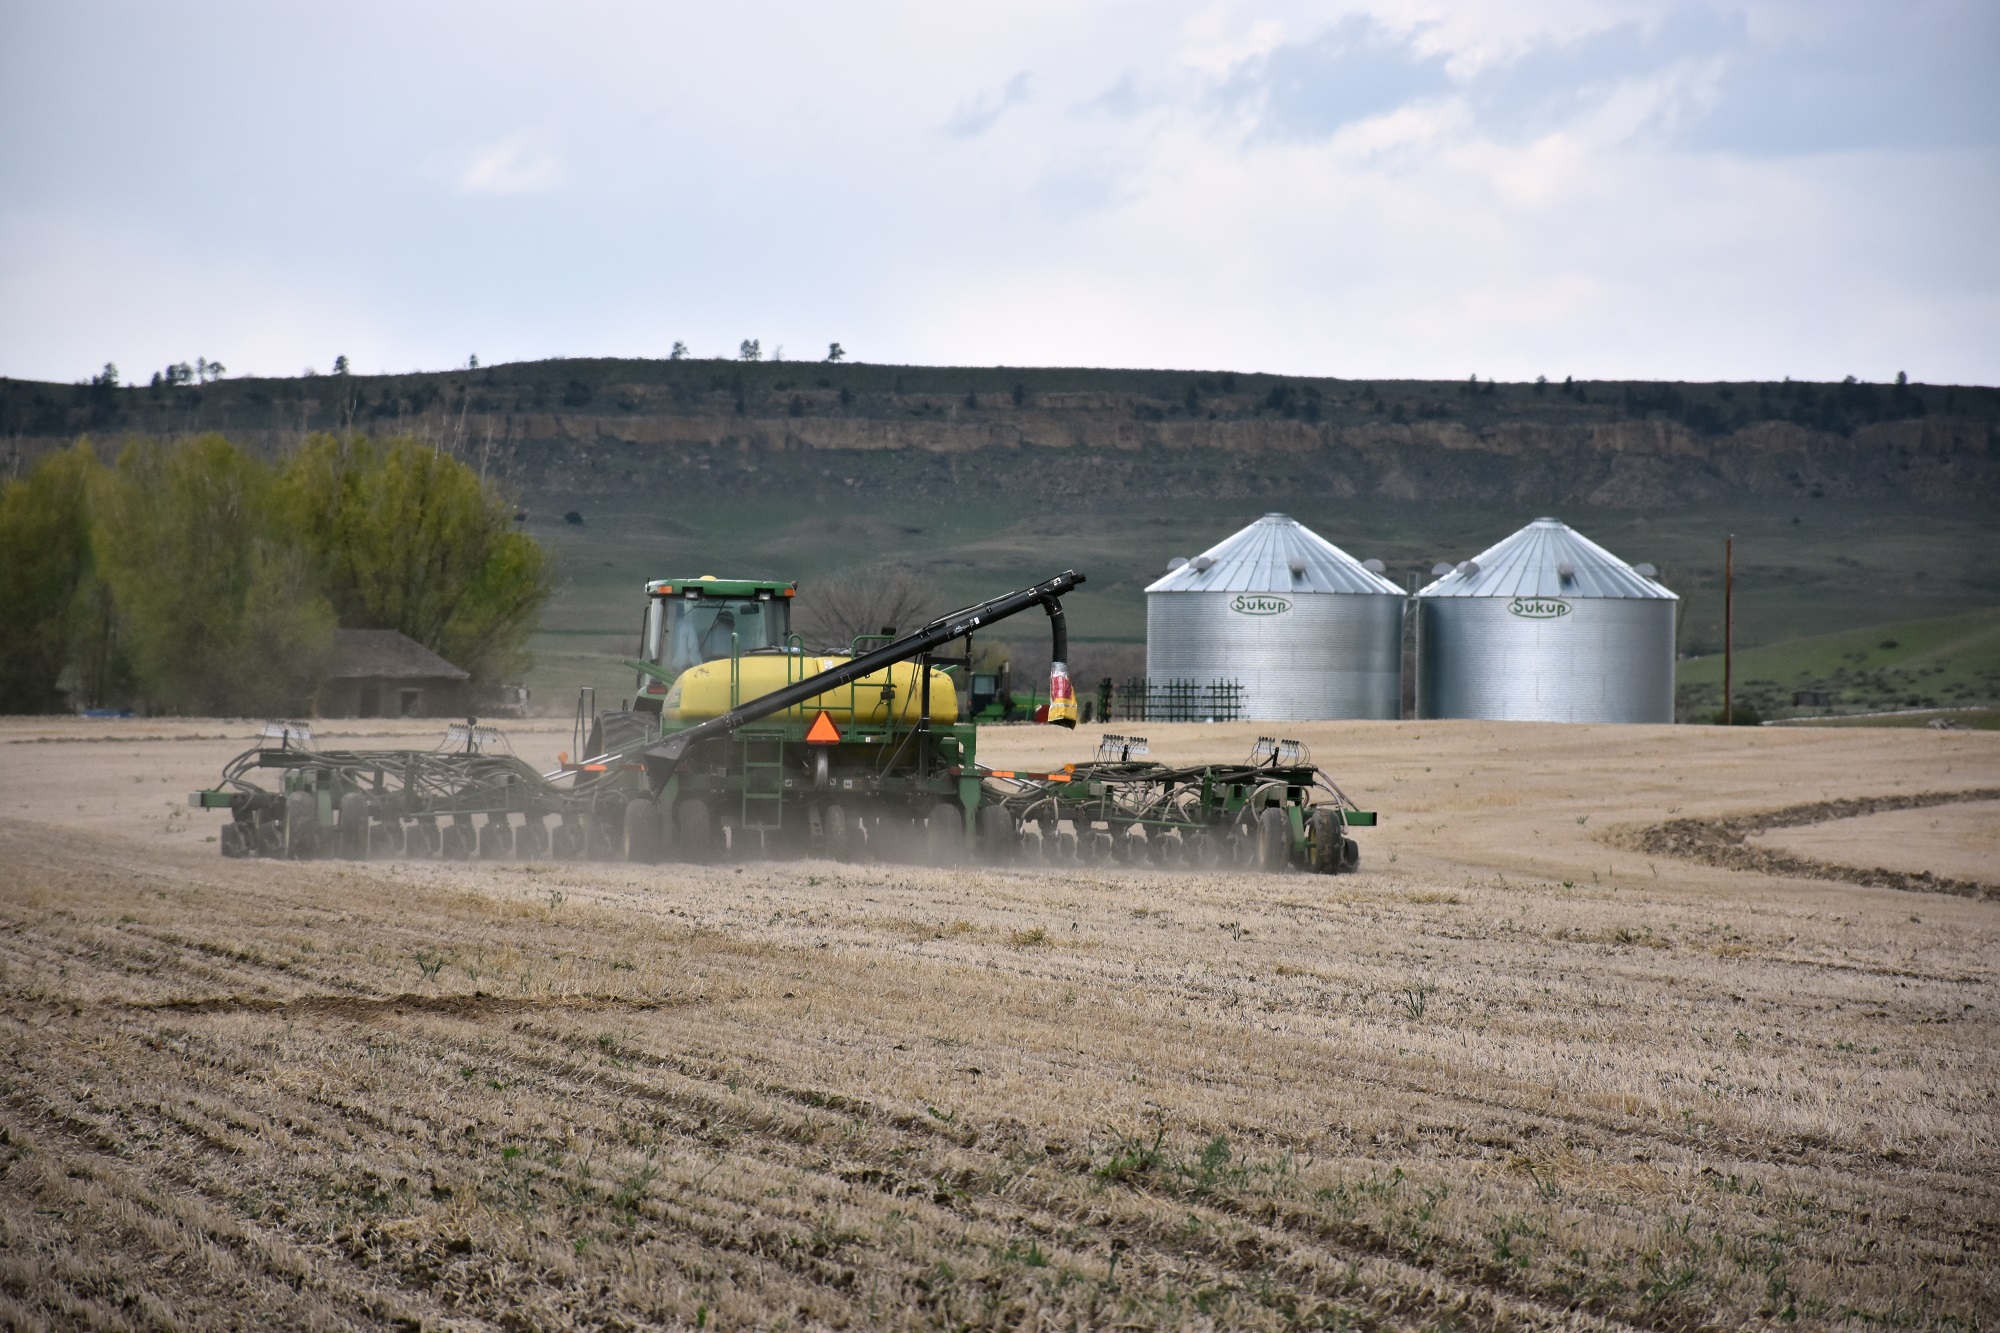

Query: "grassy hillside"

xmin=7 ymin=355 xmax=1996 ymax=715
xmin=1678 ymin=608 xmax=2000 ymax=722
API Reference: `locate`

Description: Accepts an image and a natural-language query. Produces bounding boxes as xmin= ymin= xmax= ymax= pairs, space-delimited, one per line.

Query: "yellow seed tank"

xmin=663 ymin=655 xmax=959 ymax=724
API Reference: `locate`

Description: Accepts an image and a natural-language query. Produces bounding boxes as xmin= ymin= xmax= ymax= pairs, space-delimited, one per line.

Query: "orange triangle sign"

xmin=804 ymin=710 xmax=842 ymax=745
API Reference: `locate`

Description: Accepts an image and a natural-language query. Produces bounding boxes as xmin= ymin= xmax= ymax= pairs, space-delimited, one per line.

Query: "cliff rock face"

xmin=6 ymin=361 xmax=1995 ymax=509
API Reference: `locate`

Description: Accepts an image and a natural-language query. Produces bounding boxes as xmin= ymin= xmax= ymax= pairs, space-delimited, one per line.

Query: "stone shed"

xmin=320 ymin=629 xmax=470 ymax=718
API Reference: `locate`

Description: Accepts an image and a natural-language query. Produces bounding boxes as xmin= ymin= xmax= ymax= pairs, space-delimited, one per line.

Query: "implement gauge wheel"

xmin=337 ymin=793 xmax=369 ymax=860
xmin=1310 ymin=807 xmax=1343 ymax=875
xmin=624 ymin=798 xmax=661 ymax=864
xmin=977 ymin=804 xmax=1015 ymax=866
xmin=677 ymin=798 xmax=714 ymax=863
xmin=1256 ymin=806 xmax=1290 ymax=873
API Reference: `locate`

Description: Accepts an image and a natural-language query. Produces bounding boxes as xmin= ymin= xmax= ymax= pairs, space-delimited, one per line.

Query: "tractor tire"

xmin=219 ymin=821 xmax=248 ymax=858
xmin=624 ymin=798 xmax=662 ymax=863
xmin=336 ymin=793 xmax=370 ymax=859
xmin=587 ymin=710 xmax=654 ymax=761
xmin=677 ymin=798 xmax=714 ymax=863
xmin=1256 ymin=807 xmax=1291 ymax=873
xmin=284 ymin=791 xmax=319 ymax=859
xmin=1310 ymin=807 xmax=1344 ymax=874
xmin=977 ymin=804 xmax=1015 ymax=865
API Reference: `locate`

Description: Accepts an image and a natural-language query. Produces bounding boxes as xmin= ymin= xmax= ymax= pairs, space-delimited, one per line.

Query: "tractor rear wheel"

xmin=977 ymin=804 xmax=1015 ymax=865
xmin=1256 ymin=807 xmax=1290 ymax=872
xmin=677 ymin=798 xmax=714 ymax=863
xmin=624 ymin=798 xmax=661 ymax=863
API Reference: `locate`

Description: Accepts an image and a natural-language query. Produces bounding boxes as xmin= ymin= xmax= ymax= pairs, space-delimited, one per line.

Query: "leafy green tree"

xmin=0 ymin=444 xmax=108 ymax=711
xmin=91 ymin=435 xmax=335 ymax=714
xmin=825 ymin=342 xmax=844 ymax=363
xmin=738 ymin=339 xmax=760 ymax=362
xmin=281 ymin=434 xmax=552 ymax=686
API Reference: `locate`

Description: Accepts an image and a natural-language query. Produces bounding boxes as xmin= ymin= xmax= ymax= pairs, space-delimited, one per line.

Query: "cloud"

xmin=1222 ymin=16 xmax=1454 ymax=141
xmin=456 ymin=135 xmax=562 ymax=196
xmin=947 ymin=71 xmax=1032 ymax=138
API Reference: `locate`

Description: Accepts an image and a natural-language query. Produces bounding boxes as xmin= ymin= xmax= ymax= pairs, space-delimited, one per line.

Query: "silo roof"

xmin=1145 ymin=513 xmax=1404 ymax=596
xmin=1417 ymin=517 xmax=1677 ymax=600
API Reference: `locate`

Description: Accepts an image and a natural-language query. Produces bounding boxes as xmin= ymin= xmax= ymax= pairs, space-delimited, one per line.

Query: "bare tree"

xmin=794 ymin=563 xmax=940 ymax=651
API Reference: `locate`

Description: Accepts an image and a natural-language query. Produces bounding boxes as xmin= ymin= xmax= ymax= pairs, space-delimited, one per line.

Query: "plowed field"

xmin=1 ymin=717 xmax=1995 ymax=1331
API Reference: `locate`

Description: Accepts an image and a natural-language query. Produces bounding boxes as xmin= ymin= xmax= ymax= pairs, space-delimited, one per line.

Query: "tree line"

xmin=0 ymin=434 xmax=552 ymax=715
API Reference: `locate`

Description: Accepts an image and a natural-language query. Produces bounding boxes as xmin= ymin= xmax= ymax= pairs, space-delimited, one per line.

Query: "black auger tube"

xmin=1044 ymin=596 xmax=1068 ymax=664
xmin=640 ymin=569 xmax=1086 ymax=787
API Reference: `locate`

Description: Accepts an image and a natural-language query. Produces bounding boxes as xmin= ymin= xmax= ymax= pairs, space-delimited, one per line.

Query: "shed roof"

xmin=1144 ymin=513 xmax=1404 ymax=596
xmin=1416 ymin=517 xmax=1677 ymax=600
xmin=329 ymin=629 xmax=470 ymax=680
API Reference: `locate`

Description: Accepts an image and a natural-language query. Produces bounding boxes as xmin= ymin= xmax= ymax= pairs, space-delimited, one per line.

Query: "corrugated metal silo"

xmin=1415 ymin=517 xmax=1677 ymax=722
xmin=1146 ymin=513 xmax=1406 ymax=720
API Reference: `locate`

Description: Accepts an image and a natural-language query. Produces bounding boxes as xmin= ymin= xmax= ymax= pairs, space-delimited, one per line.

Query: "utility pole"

xmin=1723 ymin=534 xmax=1734 ymax=726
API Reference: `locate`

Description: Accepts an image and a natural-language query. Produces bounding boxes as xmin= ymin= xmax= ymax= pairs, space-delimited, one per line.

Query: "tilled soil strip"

xmin=1620 ymin=787 xmax=2000 ymax=900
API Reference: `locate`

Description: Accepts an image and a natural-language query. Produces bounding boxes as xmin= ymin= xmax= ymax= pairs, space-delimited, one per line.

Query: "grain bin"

xmin=1415 ymin=517 xmax=1676 ymax=723
xmin=1146 ymin=513 xmax=1405 ymax=720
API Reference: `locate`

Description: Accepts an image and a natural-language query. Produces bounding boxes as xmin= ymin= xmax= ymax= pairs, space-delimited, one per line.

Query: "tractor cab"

xmin=634 ymin=577 xmax=796 ymax=712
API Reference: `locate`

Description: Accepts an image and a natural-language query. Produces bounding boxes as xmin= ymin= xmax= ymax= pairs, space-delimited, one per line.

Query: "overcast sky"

xmin=2 ymin=1 xmax=1994 ymax=385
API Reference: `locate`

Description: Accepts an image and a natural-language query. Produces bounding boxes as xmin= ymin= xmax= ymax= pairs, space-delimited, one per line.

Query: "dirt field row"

xmin=1 ymin=717 xmax=1995 ymax=1330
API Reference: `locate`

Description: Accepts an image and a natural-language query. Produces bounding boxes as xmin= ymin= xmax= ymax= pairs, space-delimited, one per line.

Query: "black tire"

xmin=924 ymin=808 xmax=964 ymax=866
xmin=588 ymin=710 xmax=654 ymax=760
xmin=822 ymin=803 xmax=852 ymax=862
xmin=587 ymin=802 xmax=625 ymax=860
xmin=677 ymin=798 xmax=714 ymax=863
xmin=551 ymin=818 xmax=584 ymax=860
xmin=518 ymin=816 xmax=550 ymax=860
xmin=977 ymin=804 xmax=1015 ymax=865
xmin=1310 ymin=807 xmax=1344 ymax=874
xmin=1256 ymin=806 xmax=1291 ymax=873
xmin=1054 ymin=828 xmax=1078 ymax=862
xmin=1342 ymin=837 xmax=1360 ymax=872
xmin=624 ymin=798 xmax=662 ymax=863
xmin=336 ymin=793 xmax=369 ymax=859
xmin=1189 ymin=831 xmax=1218 ymax=867
xmin=219 ymin=821 xmax=248 ymax=858
xmin=408 ymin=819 xmax=440 ymax=858
xmin=1020 ymin=826 xmax=1045 ymax=861
xmin=284 ymin=791 xmax=319 ymax=859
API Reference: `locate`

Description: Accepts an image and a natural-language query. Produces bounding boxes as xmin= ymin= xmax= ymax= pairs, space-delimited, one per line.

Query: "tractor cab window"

xmin=657 ymin=595 xmax=790 ymax=677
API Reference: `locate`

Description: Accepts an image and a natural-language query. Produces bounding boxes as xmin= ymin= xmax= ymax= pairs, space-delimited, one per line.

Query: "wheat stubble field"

xmin=0 ymin=717 xmax=1995 ymax=1332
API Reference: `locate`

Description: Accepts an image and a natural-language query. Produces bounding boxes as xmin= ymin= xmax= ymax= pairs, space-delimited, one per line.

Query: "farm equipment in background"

xmin=191 ymin=570 xmax=1375 ymax=872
